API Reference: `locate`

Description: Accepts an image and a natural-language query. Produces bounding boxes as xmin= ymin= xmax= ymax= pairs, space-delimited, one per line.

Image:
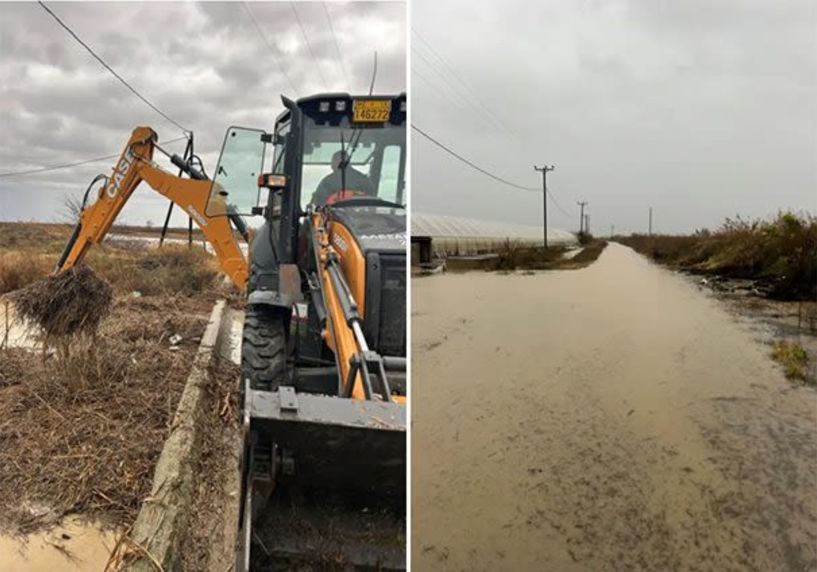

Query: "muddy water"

xmin=0 ymin=517 xmax=118 ymax=572
xmin=412 ymin=243 xmax=817 ymax=571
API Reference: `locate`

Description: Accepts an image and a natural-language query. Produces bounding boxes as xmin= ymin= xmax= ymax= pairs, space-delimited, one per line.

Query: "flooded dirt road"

xmin=412 ymin=243 xmax=817 ymax=571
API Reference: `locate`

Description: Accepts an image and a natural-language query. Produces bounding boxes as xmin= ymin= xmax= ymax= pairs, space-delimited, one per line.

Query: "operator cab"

xmin=205 ymin=94 xmax=407 ymax=358
xmin=205 ymin=93 xmax=406 ymax=221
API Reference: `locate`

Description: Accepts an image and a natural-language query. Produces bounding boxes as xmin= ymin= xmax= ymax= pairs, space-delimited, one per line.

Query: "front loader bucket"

xmin=239 ymin=387 xmax=406 ymax=570
xmin=251 ymin=387 xmax=405 ymax=496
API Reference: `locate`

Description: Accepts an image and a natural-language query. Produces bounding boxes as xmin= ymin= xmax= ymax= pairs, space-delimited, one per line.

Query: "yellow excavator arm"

xmin=56 ymin=126 xmax=249 ymax=289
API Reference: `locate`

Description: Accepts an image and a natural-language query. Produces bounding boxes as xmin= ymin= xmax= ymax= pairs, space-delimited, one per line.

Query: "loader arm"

xmin=310 ymin=213 xmax=406 ymax=404
xmin=55 ymin=126 xmax=249 ymax=289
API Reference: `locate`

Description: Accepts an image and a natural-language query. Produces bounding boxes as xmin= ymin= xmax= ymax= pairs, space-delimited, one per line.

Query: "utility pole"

xmin=576 ymin=201 xmax=588 ymax=241
xmin=534 ymin=164 xmax=555 ymax=249
xmin=585 ymin=213 xmax=590 ymax=236
xmin=649 ymin=206 xmax=653 ymax=236
xmin=610 ymin=224 xmax=615 ymax=239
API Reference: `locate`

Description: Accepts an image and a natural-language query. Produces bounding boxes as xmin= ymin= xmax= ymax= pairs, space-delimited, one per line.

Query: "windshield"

xmin=301 ymin=115 xmax=405 ymax=209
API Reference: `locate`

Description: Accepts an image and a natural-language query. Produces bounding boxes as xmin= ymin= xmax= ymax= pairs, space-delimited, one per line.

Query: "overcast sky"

xmin=0 ymin=1 xmax=405 ymax=226
xmin=412 ymin=0 xmax=816 ymax=234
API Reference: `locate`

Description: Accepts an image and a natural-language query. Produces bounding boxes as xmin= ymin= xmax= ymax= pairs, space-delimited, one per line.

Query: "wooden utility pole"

xmin=576 ymin=201 xmax=588 ymax=240
xmin=534 ymin=165 xmax=555 ymax=249
xmin=649 ymin=206 xmax=653 ymax=236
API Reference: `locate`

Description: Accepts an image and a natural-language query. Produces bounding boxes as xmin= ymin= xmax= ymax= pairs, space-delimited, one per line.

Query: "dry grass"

xmin=86 ymin=244 xmax=220 ymax=296
xmin=1 ymin=240 xmax=221 ymax=299
xmin=0 ymin=252 xmax=51 ymax=294
xmin=0 ymin=224 xmax=229 ymax=539
xmin=0 ymin=222 xmax=71 ymax=252
xmin=0 ymin=222 xmax=226 ymax=299
xmin=0 ymin=296 xmax=210 ymax=534
xmin=771 ymin=340 xmax=811 ymax=383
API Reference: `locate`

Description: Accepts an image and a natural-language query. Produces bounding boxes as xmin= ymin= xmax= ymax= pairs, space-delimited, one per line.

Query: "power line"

xmin=547 ymin=187 xmax=572 ymax=218
xmin=242 ymin=2 xmax=298 ymax=95
xmin=290 ymin=2 xmax=329 ymax=90
xmin=411 ymin=49 xmax=497 ymax=131
xmin=0 ymin=136 xmax=187 ymax=179
xmin=322 ymin=2 xmax=350 ymax=92
xmin=0 ymin=153 xmax=119 ymax=179
xmin=412 ymin=28 xmax=510 ymax=133
xmin=413 ymin=125 xmax=536 ymax=192
xmin=413 ymin=125 xmax=575 ymax=217
xmin=38 ymin=1 xmax=190 ymax=134
xmin=411 ymin=29 xmax=575 ymax=217
xmin=412 ymin=68 xmax=464 ymax=112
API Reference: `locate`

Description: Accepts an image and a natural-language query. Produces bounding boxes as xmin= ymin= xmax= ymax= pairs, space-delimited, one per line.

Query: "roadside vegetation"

xmin=0 ymin=222 xmax=223 ymax=297
xmin=492 ymin=238 xmax=607 ymax=271
xmin=618 ymin=212 xmax=817 ymax=300
xmin=770 ymin=340 xmax=812 ymax=384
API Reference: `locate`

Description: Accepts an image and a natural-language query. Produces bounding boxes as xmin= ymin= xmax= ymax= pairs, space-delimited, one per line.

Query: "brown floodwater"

xmin=0 ymin=517 xmax=118 ymax=572
xmin=411 ymin=243 xmax=817 ymax=571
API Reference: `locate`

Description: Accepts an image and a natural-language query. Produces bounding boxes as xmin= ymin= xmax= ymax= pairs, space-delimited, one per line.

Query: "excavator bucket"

xmin=238 ymin=386 xmax=406 ymax=571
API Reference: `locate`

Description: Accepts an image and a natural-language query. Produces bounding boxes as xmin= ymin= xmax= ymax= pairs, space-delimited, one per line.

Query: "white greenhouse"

xmin=412 ymin=212 xmax=577 ymax=262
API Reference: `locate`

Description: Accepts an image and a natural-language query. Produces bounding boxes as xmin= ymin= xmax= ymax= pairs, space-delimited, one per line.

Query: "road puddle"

xmin=412 ymin=243 xmax=817 ymax=571
xmin=0 ymin=517 xmax=119 ymax=572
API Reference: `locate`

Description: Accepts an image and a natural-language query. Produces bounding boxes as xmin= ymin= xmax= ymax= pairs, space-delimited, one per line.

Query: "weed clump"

xmin=11 ymin=265 xmax=113 ymax=338
xmin=771 ymin=340 xmax=810 ymax=383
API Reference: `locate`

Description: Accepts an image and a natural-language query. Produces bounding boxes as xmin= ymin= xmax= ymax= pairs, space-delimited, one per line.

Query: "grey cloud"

xmin=1 ymin=1 xmax=406 ymax=226
xmin=413 ymin=0 xmax=816 ymax=234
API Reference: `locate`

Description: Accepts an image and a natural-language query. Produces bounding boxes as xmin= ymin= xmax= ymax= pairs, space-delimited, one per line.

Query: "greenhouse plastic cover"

xmin=412 ymin=212 xmax=577 ymax=246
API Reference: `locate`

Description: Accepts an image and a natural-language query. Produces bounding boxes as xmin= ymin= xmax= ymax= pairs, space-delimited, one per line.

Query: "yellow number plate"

xmin=353 ymin=100 xmax=392 ymax=122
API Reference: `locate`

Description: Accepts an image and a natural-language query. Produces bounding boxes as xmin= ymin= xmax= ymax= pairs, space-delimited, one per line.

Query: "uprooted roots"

xmin=11 ymin=266 xmax=113 ymax=338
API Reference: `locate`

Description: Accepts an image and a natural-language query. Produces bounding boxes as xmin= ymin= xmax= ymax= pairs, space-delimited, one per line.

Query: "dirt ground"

xmin=411 ymin=242 xmax=817 ymax=571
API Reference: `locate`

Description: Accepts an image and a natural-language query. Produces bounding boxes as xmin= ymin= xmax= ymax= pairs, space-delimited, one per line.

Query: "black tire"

xmin=241 ymin=306 xmax=286 ymax=392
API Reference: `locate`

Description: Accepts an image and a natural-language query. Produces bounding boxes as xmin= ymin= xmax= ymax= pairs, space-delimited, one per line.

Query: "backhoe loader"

xmin=55 ymin=92 xmax=407 ymax=570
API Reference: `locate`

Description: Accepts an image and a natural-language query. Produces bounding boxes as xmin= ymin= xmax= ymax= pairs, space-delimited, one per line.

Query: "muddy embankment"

xmin=412 ymin=242 xmax=817 ymax=571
